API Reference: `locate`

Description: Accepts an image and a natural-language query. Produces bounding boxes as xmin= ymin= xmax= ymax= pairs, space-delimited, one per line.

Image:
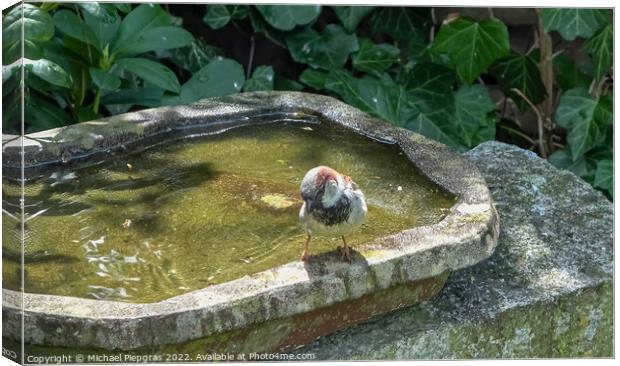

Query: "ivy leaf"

xmin=162 ymin=58 xmax=244 ymax=105
xmin=352 ymin=38 xmax=400 ymax=77
xmin=248 ymin=7 xmax=287 ymax=48
xmin=332 ymin=6 xmax=375 ymax=33
xmin=286 ymin=25 xmax=358 ymax=70
xmin=24 ymin=59 xmax=72 ymax=88
xmin=169 ymin=39 xmax=221 ymax=74
xmin=325 ymin=70 xmax=458 ymax=148
xmin=584 ymin=25 xmax=613 ymax=81
xmin=555 ymin=88 xmax=612 ymax=159
xmin=403 ymin=62 xmax=455 ymax=99
xmin=203 ymin=5 xmax=248 ymax=30
xmin=491 ymin=52 xmax=546 ymax=111
xmin=431 ymin=16 xmax=510 ymax=84
xmin=540 ymin=9 xmax=611 ymax=41
xmin=369 ymin=7 xmax=431 ymax=41
xmin=548 ymin=149 xmax=592 ymax=178
xmin=114 ymin=26 xmax=194 ymax=57
xmin=553 ymin=53 xmax=591 ymax=90
xmin=255 ymin=5 xmax=321 ymax=31
xmin=593 ymin=159 xmax=612 ymax=197
xmin=116 ymin=58 xmax=181 ymax=93
xmin=274 ymin=74 xmax=304 ymax=91
xmin=453 ymin=84 xmax=497 ymax=147
xmin=2 ymin=4 xmax=54 ymax=63
xmin=243 ymin=66 xmax=274 ymax=92
xmin=89 ymin=67 xmax=121 ymax=90
xmin=299 ymin=68 xmax=329 ymax=90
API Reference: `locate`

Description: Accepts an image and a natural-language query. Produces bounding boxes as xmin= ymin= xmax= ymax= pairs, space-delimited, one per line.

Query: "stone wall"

xmin=303 ymin=142 xmax=613 ymax=359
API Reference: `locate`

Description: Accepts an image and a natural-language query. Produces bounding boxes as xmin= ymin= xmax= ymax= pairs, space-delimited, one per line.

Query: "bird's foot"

xmin=339 ymin=246 xmax=352 ymax=263
xmin=301 ymin=251 xmax=310 ymax=262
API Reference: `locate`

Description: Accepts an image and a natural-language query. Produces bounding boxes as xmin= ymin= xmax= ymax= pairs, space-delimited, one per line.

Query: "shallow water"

xmin=2 ymin=121 xmax=455 ymax=303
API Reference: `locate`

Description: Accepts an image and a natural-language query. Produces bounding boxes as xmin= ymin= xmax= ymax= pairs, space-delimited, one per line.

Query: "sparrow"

xmin=299 ymin=166 xmax=367 ymax=262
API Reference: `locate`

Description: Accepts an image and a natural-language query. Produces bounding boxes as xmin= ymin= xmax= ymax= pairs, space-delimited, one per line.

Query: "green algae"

xmin=3 ymin=121 xmax=454 ymax=303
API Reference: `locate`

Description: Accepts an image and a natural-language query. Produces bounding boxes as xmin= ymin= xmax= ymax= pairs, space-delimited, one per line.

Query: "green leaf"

xmin=101 ymin=87 xmax=165 ymax=107
xmin=169 ymin=39 xmax=221 ymax=74
xmin=163 ymin=58 xmax=244 ymax=105
xmin=2 ymin=4 xmax=54 ymax=63
xmin=352 ymin=38 xmax=400 ymax=77
xmin=286 ymin=25 xmax=358 ymax=70
xmin=369 ymin=7 xmax=430 ymax=41
xmin=403 ymin=62 xmax=455 ymax=99
xmin=332 ymin=6 xmax=374 ymax=33
xmin=255 ymin=5 xmax=321 ymax=31
xmin=453 ymin=84 xmax=497 ymax=147
xmin=74 ymin=105 xmax=103 ymax=122
xmin=248 ymin=7 xmax=287 ymax=48
xmin=584 ymin=24 xmax=613 ymax=80
xmin=593 ymin=159 xmax=612 ymax=197
xmin=24 ymin=59 xmax=72 ymax=88
xmin=273 ymin=74 xmax=304 ymax=91
xmin=299 ymin=68 xmax=329 ymax=90
xmin=53 ymin=10 xmax=100 ymax=50
xmin=431 ymin=16 xmax=510 ymax=84
xmin=80 ymin=3 xmax=121 ymax=51
xmin=540 ymin=9 xmax=611 ymax=41
xmin=116 ymin=58 xmax=180 ymax=93
xmin=491 ymin=52 xmax=546 ymax=111
xmin=203 ymin=5 xmax=248 ymax=30
xmin=113 ymin=4 xmax=171 ymax=53
xmin=555 ymin=88 xmax=612 ymax=159
xmin=115 ymin=26 xmax=194 ymax=57
xmin=243 ymin=66 xmax=274 ymax=92
xmin=325 ymin=70 xmax=458 ymax=148
xmin=115 ymin=4 xmax=132 ymax=13
xmin=89 ymin=68 xmax=121 ymax=90
xmin=553 ymin=53 xmax=590 ymax=90
xmin=25 ymin=94 xmax=72 ymax=131
xmin=548 ymin=149 xmax=592 ymax=178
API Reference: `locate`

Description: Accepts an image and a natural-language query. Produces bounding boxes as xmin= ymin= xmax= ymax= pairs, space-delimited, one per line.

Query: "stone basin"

xmin=2 ymin=91 xmax=499 ymax=353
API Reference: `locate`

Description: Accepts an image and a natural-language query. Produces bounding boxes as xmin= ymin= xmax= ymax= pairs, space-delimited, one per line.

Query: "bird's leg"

xmin=340 ymin=236 xmax=351 ymax=262
xmin=301 ymin=234 xmax=311 ymax=261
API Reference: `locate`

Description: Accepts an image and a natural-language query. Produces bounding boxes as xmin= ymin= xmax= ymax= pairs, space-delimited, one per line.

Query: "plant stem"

xmin=93 ymin=89 xmax=101 ymax=114
xmin=537 ymin=10 xmax=555 ymax=155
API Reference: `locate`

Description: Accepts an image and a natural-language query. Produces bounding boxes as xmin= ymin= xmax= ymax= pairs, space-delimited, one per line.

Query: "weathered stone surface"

xmin=302 ymin=142 xmax=613 ymax=359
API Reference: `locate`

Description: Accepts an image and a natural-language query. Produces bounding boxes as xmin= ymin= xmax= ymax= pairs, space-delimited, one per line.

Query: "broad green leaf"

xmin=243 ymin=66 xmax=274 ymax=92
xmin=116 ymin=58 xmax=180 ymax=93
xmin=53 ymin=10 xmax=100 ymax=50
xmin=553 ymin=53 xmax=590 ymax=90
xmin=555 ymin=88 xmax=612 ymax=159
xmin=74 ymin=105 xmax=103 ymax=122
xmin=101 ymin=87 xmax=165 ymax=107
xmin=81 ymin=4 xmax=121 ymax=51
xmin=274 ymin=74 xmax=304 ymax=91
xmin=113 ymin=4 xmax=171 ymax=52
xmin=115 ymin=26 xmax=194 ymax=57
xmin=332 ymin=6 xmax=374 ymax=33
xmin=24 ymin=59 xmax=72 ymax=88
xmin=540 ymin=9 xmax=611 ymax=41
xmin=548 ymin=149 xmax=592 ymax=178
xmin=2 ymin=4 xmax=54 ymax=63
xmin=115 ymin=4 xmax=132 ymax=13
xmin=89 ymin=67 xmax=121 ymax=90
xmin=584 ymin=25 xmax=613 ymax=80
xmin=369 ymin=7 xmax=430 ymax=41
xmin=453 ymin=84 xmax=497 ymax=147
xmin=403 ymin=62 xmax=455 ymax=99
xmin=491 ymin=52 xmax=546 ymax=111
xmin=593 ymin=159 xmax=612 ymax=197
xmin=163 ymin=58 xmax=244 ymax=105
xmin=299 ymin=68 xmax=329 ymax=90
xmin=431 ymin=16 xmax=510 ymax=84
xmin=169 ymin=39 xmax=221 ymax=73
xmin=25 ymin=94 xmax=72 ymax=131
xmin=352 ymin=38 xmax=400 ymax=77
xmin=286 ymin=25 xmax=359 ymax=70
xmin=203 ymin=5 xmax=248 ymax=29
xmin=255 ymin=5 xmax=321 ymax=31
xmin=248 ymin=7 xmax=287 ymax=48
xmin=325 ymin=70 xmax=458 ymax=147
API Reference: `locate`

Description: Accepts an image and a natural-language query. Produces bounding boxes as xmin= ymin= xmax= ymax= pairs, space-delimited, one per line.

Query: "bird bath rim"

xmin=2 ymin=91 xmax=499 ymax=351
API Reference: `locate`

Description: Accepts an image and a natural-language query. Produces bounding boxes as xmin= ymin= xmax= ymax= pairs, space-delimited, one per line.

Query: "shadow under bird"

xmin=299 ymin=166 xmax=368 ymax=262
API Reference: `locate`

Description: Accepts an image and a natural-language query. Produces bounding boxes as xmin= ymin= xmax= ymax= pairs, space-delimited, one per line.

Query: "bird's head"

xmin=300 ymin=166 xmax=346 ymax=208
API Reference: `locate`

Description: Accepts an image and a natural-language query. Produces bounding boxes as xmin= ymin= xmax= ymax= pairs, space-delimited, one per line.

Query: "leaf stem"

xmin=510 ymin=87 xmax=547 ymax=157
xmin=93 ymin=89 xmax=101 ymax=114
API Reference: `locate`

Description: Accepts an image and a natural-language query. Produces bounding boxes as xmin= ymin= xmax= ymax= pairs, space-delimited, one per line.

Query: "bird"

xmin=299 ymin=166 xmax=367 ymax=262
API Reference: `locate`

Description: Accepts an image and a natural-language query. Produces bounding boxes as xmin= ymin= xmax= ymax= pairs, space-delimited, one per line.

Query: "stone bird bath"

xmin=2 ymin=92 xmax=499 ymax=354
